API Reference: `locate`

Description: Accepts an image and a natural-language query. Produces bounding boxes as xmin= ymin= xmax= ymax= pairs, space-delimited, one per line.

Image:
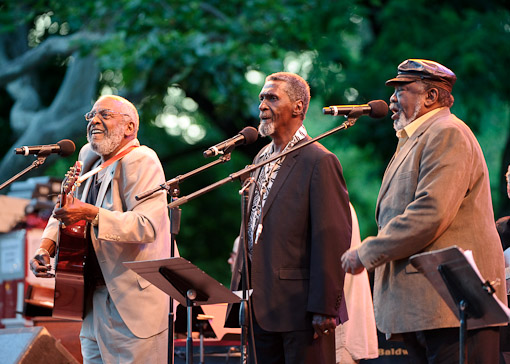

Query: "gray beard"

xmin=258 ymin=120 xmax=275 ymax=137
xmin=393 ymin=101 xmax=423 ymax=131
xmin=87 ymin=125 xmax=125 ymax=157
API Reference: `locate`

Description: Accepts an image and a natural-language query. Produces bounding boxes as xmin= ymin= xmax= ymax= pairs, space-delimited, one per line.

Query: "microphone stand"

xmin=238 ymin=177 xmax=254 ymax=364
xmin=0 ymin=152 xmax=51 ymax=191
xmin=168 ymin=187 xmax=180 ymax=364
xmin=135 ymin=153 xmax=232 ymax=201
xmin=167 ymin=110 xmax=363 ymax=210
xmin=135 ymin=153 xmax=233 ymax=364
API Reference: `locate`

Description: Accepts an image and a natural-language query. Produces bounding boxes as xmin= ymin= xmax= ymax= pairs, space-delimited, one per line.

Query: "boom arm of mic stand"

xmin=135 ymin=153 xmax=232 ymax=201
xmin=167 ymin=114 xmax=361 ymax=209
xmin=0 ymin=154 xmax=49 ymax=191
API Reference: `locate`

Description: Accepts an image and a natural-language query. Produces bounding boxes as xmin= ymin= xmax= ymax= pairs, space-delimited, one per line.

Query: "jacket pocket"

xmin=279 ymin=268 xmax=310 ymax=280
xmin=136 ymin=274 xmax=152 ymax=289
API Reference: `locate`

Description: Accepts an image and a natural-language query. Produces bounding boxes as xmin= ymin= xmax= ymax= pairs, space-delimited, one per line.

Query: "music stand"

xmin=410 ymin=246 xmax=510 ymax=364
xmin=123 ymin=257 xmax=240 ymax=364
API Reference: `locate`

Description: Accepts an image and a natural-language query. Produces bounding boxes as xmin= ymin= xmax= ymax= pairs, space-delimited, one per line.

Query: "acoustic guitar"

xmin=52 ymin=161 xmax=89 ymax=321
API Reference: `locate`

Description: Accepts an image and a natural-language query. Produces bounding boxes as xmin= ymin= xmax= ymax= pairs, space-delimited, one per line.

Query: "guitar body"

xmin=53 ymin=220 xmax=89 ymax=321
xmin=51 ymin=161 xmax=89 ymax=321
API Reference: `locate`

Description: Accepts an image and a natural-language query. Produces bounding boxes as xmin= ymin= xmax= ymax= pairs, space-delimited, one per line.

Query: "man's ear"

xmin=424 ymin=88 xmax=439 ymax=107
xmin=124 ymin=120 xmax=136 ymax=137
xmin=293 ymin=100 xmax=304 ymax=117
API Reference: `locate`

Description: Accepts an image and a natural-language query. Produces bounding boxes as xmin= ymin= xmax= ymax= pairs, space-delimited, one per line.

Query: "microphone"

xmin=322 ymin=100 xmax=388 ymax=119
xmin=203 ymin=127 xmax=258 ymax=158
xmin=14 ymin=139 xmax=76 ymax=157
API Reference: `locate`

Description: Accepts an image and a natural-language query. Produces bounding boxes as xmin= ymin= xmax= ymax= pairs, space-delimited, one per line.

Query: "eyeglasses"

xmin=85 ymin=109 xmax=130 ymax=122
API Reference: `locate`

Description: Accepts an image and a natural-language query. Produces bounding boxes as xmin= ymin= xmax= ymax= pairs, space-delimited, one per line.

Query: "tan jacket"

xmin=358 ymin=108 xmax=507 ymax=335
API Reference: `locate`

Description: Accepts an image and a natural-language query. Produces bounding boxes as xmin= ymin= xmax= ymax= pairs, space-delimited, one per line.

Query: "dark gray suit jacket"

xmin=227 ymin=137 xmax=351 ymax=332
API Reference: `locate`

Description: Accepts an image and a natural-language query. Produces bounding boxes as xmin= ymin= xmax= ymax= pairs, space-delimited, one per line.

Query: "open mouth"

xmin=389 ymin=106 xmax=400 ymax=121
xmin=89 ymin=129 xmax=105 ymax=138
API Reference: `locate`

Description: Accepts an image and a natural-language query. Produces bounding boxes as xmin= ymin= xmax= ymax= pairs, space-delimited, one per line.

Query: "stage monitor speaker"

xmin=0 ymin=326 xmax=79 ymax=364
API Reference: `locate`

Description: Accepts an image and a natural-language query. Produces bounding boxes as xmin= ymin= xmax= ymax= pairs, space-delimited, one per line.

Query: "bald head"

xmin=86 ymin=95 xmax=140 ymax=160
xmin=95 ymin=95 xmax=139 ymax=134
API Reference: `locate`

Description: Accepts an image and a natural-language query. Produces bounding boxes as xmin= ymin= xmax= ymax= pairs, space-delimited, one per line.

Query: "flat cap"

xmin=385 ymin=59 xmax=457 ymax=93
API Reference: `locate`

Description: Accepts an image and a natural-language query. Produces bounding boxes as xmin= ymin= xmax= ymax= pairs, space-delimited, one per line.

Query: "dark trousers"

xmin=402 ymin=326 xmax=500 ymax=364
xmin=248 ymin=313 xmax=335 ymax=364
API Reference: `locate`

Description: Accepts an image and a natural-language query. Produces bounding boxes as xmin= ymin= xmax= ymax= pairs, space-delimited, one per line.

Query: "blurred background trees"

xmin=1 ymin=0 xmax=509 ymax=285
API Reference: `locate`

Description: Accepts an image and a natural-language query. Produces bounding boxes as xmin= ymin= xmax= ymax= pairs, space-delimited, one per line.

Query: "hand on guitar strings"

xmin=53 ymin=196 xmax=98 ymax=226
xmin=30 ymin=247 xmax=54 ymax=278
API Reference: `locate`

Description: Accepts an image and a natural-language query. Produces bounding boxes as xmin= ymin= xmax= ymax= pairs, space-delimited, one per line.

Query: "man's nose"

xmin=89 ymin=116 xmax=101 ymax=126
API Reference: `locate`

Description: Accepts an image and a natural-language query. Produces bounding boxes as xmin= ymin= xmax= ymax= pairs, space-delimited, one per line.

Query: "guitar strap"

xmin=77 ymin=145 xmax=139 ymax=185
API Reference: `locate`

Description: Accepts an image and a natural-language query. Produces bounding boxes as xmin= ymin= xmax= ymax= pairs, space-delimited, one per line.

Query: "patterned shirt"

xmin=247 ymin=125 xmax=308 ymax=259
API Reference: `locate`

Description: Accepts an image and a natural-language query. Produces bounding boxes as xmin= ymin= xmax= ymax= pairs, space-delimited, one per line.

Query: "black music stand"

xmin=410 ymin=246 xmax=510 ymax=364
xmin=123 ymin=257 xmax=240 ymax=364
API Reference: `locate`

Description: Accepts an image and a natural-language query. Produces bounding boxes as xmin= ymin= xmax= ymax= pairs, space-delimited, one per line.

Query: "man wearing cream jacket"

xmin=30 ymin=95 xmax=171 ymax=363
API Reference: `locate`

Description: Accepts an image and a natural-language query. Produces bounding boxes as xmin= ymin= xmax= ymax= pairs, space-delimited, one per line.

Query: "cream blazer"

xmin=42 ymin=140 xmax=171 ymax=338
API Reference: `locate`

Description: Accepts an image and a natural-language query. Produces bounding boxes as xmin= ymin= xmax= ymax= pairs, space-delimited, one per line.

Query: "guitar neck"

xmin=60 ymin=193 xmax=67 ymax=208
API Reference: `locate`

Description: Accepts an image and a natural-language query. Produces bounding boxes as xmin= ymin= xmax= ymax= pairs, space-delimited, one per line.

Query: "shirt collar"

xmin=400 ymin=107 xmax=446 ymax=138
xmin=263 ymin=124 xmax=308 ymax=157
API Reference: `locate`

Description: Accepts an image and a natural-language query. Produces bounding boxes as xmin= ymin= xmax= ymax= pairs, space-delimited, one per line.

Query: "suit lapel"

xmin=376 ymin=137 xmax=419 ymax=211
xmin=375 ymin=109 xmax=451 ymax=221
xmin=95 ymin=162 xmax=116 ymax=207
xmin=78 ymin=152 xmax=101 ymax=202
xmin=78 ymin=140 xmax=140 ymax=206
xmin=79 ymin=159 xmax=114 ymax=206
xmin=247 ymin=161 xmax=264 ymax=212
xmin=261 ymin=138 xmax=306 ymax=217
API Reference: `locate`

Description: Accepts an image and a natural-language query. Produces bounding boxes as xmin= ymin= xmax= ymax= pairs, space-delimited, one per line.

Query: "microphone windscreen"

xmin=240 ymin=126 xmax=258 ymax=145
xmin=57 ymin=139 xmax=76 ymax=156
xmin=368 ymin=100 xmax=389 ymax=119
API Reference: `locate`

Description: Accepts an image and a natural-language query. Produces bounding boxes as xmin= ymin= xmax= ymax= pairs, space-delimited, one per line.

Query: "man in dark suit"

xmin=341 ymin=59 xmax=507 ymax=363
xmin=227 ymin=72 xmax=352 ymax=364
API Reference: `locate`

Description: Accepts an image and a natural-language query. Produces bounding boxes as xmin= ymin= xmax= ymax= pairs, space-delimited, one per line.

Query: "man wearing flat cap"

xmin=342 ymin=59 xmax=507 ymax=363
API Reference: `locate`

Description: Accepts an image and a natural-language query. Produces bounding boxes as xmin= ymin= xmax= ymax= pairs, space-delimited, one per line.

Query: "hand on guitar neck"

xmin=30 ymin=157 xmax=98 ymax=279
xmin=51 ymin=159 xmax=98 ymax=229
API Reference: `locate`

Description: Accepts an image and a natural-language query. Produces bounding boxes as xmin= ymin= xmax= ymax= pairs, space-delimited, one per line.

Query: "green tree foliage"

xmin=0 ymin=0 xmax=509 ymax=284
